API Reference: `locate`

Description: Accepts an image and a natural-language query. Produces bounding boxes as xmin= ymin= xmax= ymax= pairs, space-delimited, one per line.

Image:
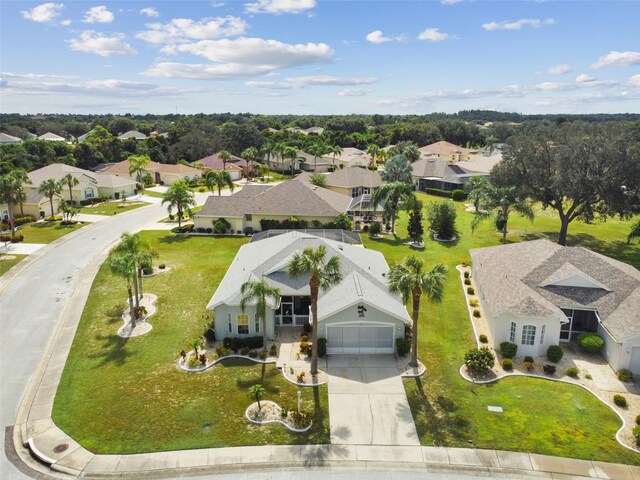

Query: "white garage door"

xmin=228 ymin=170 xmax=241 ymax=180
xmin=630 ymin=347 xmax=640 ymax=375
xmin=326 ymin=325 xmax=394 ymax=354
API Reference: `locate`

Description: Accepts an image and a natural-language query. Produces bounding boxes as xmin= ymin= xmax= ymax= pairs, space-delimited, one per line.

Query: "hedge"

xmin=423 ymin=188 xmax=452 ymax=198
xmin=223 ymin=336 xmax=264 ymax=352
xmin=500 ymin=341 xmax=517 ymax=358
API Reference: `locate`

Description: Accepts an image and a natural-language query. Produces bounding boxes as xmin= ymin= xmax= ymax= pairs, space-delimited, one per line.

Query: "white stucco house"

xmin=206 ymin=231 xmax=411 ymax=354
xmin=470 ymin=239 xmax=640 ymax=374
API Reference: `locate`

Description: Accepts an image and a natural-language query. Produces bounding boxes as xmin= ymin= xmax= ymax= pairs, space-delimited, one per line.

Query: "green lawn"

xmin=53 ymin=233 xmax=329 ymax=454
xmin=363 ymin=194 xmax=640 ymax=465
xmin=81 ymin=201 xmax=150 ymax=215
xmin=142 ymin=189 xmax=164 ymax=198
xmin=20 ymin=221 xmax=85 ymax=244
xmin=0 ymin=254 xmax=26 ymax=276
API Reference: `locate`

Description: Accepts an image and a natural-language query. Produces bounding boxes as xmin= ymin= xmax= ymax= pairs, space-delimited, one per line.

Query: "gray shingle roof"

xmin=324 ymin=168 xmax=383 ymax=189
xmin=118 ymin=130 xmax=147 ymax=140
xmin=470 ymin=239 xmax=640 ymax=341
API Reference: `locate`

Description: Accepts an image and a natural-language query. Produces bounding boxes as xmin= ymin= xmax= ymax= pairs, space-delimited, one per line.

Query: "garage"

xmin=227 ymin=170 xmax=241 ymax=180
xmin=326 ymin=324 xmax=395 ymax=354
xmin=630 ymin=346 xmax=640 ymax=375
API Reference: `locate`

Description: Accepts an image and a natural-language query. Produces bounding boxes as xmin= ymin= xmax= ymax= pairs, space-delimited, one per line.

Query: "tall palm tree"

xmin=241 ymin=147 xmax=259 ymax=181
xmin=282 ymin=146 xmax=299 ymax=175
xmin=258 ymin=163 xmax=270 ymax=182
xmin=61 ymin=173 xmax=79 ymax=205
xmin=274 ymin=142 xmax=288 ymax=173
xmin=240 ymin=279 xmax=281 ymax=350
xmin=0 ymin=169 xmax=31 ymax=234
xmin=306 ymin=144 xmax=328 ymax=173
xmin=328 ymin=145 xmax=342 ymax=170
xmin=106 ymin=250 xmax=137 ymax=327
xmin=388 ymin=257 xmax=447 ymax=368
xmin=161 ymin=179 xmax=196 ymax=228
xmin=471 ymin=184 xmax=534 ymax=242
xmin=111 ymin=232 xmax=157 ymax=303
xmin=371 ymin=182 xmax=414 ymax=234
xmin=367 ymin=144 xmax=381 ymax=168
xmin=38 ymin=178 xmax=62 ymax=218
xmin=128 ymin=154 xmax=151 ymax=183
xmin=204 ymin=170 xmax=235 ymax=196
xmin=218 ymin=150 xmax=232 ymax=172
xmin=260 ymin=140 xmax=276 ymax=170
xmin=288 ymin=246 xmax=342 ymax=375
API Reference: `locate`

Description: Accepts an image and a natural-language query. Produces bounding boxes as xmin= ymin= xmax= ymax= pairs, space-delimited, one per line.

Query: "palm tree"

xmin=328 ymin=145 xmax=342 ymax=170
xmin=38 ymin=178 xmax=62 ymax=218
xmin=471 ymin=184 xmax=534 ymax=242
xmin=367 ymin=144 xmax=381 ymax=168
xmin=106 ymin=250 xmax=137 ymax=327
xmin=0 ymin=169 xmax=31 ymax=234
xmin=260 ymin=140 xmax=276 ymax=170
xmin=61 ymin=173 xmax=79 ymax=205
xmin=111 ymin=232 xmax=157 ymax=303
xmin=274 ymin=142 xmax=288 ymax=173
xmin=306 ymin=144 xmax=328 ymax=173
xmin=204 ymin=170 xmax=235 ymax=196
xmin=128 ymin=154 xmax=151 ymax=183
xmin=388 ymin=257 xmax=447 ymax=368
xmin=240 ymin=279 xmax=281 ymax=350
xmin=161 ymin=180 xmax=196 ymax=228
xmin=218 ymin=150 xmax=232 ymax=172
xmin=248 ymin=384 xmax=267 ymax=410
xmin=371 ymin=182 xmax=414 ymax=234
xmin=465 ymin=176 xmax=490 ymax=212
xmin=282 ymin=146 xmax=299 ymax=175
xmin=628 ymin=219 xmax=640 ymax=245
xmin=288 ymin=246 xmax=342 ymax=375
xmin=241 ymin=147 xmax=259 ymax=181
xmin=258 ymin=163 xmax=270 ymax=182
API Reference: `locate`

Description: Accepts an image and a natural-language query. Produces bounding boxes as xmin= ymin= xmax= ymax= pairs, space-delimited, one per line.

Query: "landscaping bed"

xmin=246 ymin=401 xmax=312 ymax=432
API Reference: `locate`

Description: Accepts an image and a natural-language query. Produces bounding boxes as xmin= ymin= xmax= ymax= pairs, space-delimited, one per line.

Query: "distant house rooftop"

xmin=38 ymin=132 xmax=66 ymax=142
xmin=118 ymin=130 xmax=147 ymax=140
xmin=0 ymin=132 xmax=22 ymax=144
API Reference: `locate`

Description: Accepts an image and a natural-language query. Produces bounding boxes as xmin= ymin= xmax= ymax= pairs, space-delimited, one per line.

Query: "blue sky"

xmin=1 ymin=0 xmax=639 ymax=114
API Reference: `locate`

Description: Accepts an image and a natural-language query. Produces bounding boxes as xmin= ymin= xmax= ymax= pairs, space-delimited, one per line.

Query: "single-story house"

xmin=22 ymin=188 xmax=63 ymax=218
xmin=298 ymin=151 xmax=333 ymax=173
xmin=28 ymin=164 xmax=137 ymax=204
xmin=0 ymin=133 xmax=22 ymax=145
xmin=194 ymin=178 xmax=352 ymax=233
xmin=118 ymin=130 xmax=147 ymax=141
xmin=411 ymin=157 xmax=487 ymax=192
xmin=419 ymin=141 xmax=480 ymax=163
xmin=470 ymin=239 xmax=640 ymax=374
xmin=99 ymin=160 xmax=200 ymax=185
xmin=37 ymin=132 xmax=66 ymax=142
xmin=206 ymin=231 xmax=411 ymax=353
xmin=304 ymin=126 xmax=324 ymax=135
xmin=193 ymin=152 xmax=250 ymax=180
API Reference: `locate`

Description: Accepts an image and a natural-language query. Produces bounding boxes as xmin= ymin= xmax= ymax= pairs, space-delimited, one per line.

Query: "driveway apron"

xmin=327 ymin=354 xmax=420 ymax=446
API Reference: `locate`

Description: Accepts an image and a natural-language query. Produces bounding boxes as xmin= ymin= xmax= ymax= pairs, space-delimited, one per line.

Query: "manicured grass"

xmin=20 ymin=221 xmax=84 ymax=244
xmin=81 ymin=201 xmax=150 ymax=215
xmin=142 ymin=189 xmax=164 ymax=198
xmin=364 ymin=194 xmax=640 ymax=465
xmin=0 ymin=254 xmax=26 ymax=276
xmin=53 ymin=233 xmax=329 ymax=454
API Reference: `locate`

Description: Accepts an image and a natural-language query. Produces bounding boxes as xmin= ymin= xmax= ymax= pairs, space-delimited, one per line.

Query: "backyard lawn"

xmin=364 ymin=193 xmax=640 ymax=465
xmin=53 ymin=233 xmax=330 ymax=454
xmin=81 ymin=201 xmax=149 ymax=215
xmin=20 ymin=221 xmax=84 ymax=244
xmin=0 ymin=254 xmax=26 ymax=276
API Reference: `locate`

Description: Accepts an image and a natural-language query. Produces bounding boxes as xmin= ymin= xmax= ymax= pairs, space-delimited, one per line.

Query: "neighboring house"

xmin=118 ymin=130 xmax=147 ymax=141
xmin=264 ymin=153 xmax=300 ymax=173
xmin=37 ymin=132 xmax=66 ymax=142
xmin=99 ymin=160 xmax=200 ymax=185
xmin=456 ymin=154 xmax=502 ymax=175
xmin=322 ymin=167 xmax=383 ymax=198
xmin=419 ymin=141 xmax=480 ymax=163
xmin=194 ymin=178 xmax=352 ymax=233
xmin=411 ymin=157 xmax=487 ymax=192
xmin=0 ymin=202 xmax=10 ymax=221
xmin=28 ymin=164 xmax=137 ymax=203
xmin=304 ymin=126 xmax=324 ymax=135
xmin=206 ymin=231 xmax=411 ymax=353
xmin=0 ymin=133 xmax=22 ymax=145
xmin=21 ymin=188 xmax=63 ymax=218
xmin=77 ymin=130 xmax=93 ymax=142
xmin=193 ymin=152 xmax=250 ymax=180
xmin=298 ymin=151 xmax=333 ymax=173
xmin=470 ymin=239 xmax=640 ymax=374
xmin=331 ymin=147 xmax=371 ymax=169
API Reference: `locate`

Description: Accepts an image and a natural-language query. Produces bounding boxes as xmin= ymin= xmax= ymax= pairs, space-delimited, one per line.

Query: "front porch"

xmin=274 ymin=295 xmax=311 ymax=327
xmin=560 ymin=308 xmax=599 ymax=343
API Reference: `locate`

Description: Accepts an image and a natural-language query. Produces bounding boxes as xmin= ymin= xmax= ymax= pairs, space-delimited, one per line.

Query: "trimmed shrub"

xmin=543 ymin=364 xmax=557 ymax=375
xmin=500 ymin=341 xmax=517 ymax=359
xmin=473 ymin=309 xmax=481 ymax=318
xmin=616 ymin=369 xmax=633 ymax=382
xmin=464 ymin=278 xmax=471 ymax=285
xmin=171 ymin=224 xmax=194 ymax=234
xmin=269 ymin=344 xmax=277 ymax=357
xmin=396 ymin=338 xmax=411 ymax=357
xmin=203 ymin=327 xmax=216 ymax=343
xmin=451 ymin=189 xmax=467 ymax=201
xmin=634 ymin=425 xmax=640 ymax=447
xmin=479 ymin=334 xmax=488 ymax=344
xmin=213 ymin=218 xmax=231 ymax=234
xmin=636 ymin=414 xmax=640 ymax=425
xmin=223 ymin=336 xmax=263 ymax=351
xmin=318 ymin=337 xmax=327 ymax=358
xmin=248 ymin=350 xmax=258 ymax=358
xmin=215 ymin=345 xmax=229 ymax=357
xmin=463 ymin=271 xmax=470 ymax=279
xmin=464 ymin=347 xmax=495 ymax=375
xmin=469 ymin=299 xmax=479 ymax=307
xmin=502 ymin=359 xmax=513 ymax=371
xmin=424 ymin=187 xmax=452 ymax=198
xmin=44 ymin=215 xmax=62 ymax=221
xmin=0 ymin=233 xmax=24 ymax=243
xmin=546 ymin=345 xmax=564 ymax=363
xmin=577 ymin=332 xmax=604 ymax=353
xmin=613 ymin=394 xmax=628 ymax=408
xmin=240 ymin=346 xmax=250 ymax=355
xmin=566 ymin=367 xmax=579 ymax=378
xmin=302 ymin=322 xmax=312 ymax=334
xmin=258 ymin=351 xmax=267 ymax=360
xmin=466 ymin=287 xmax=475 ymax=295
xmin=159 ymin=263 xmax=166 ymax=269
xmin=524 ymin=356 xmax=534 ymax=363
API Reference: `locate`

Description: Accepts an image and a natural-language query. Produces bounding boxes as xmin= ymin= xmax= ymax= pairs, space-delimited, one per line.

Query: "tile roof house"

xmin=0 ymin=133 xmax=22 ymax=145
xmin=419 ymin=141 xmax=480 ymax=162
xmin=99 ymin=160 xmax=200 ymax=185
xmin=193 ymin=178 xmax=352 ymax=234
xmin=411 ymin=157 xmax=487 ymax=192
xmin=117 ymin=130 xmax=147 ymax=140
xmin=207 ymin=231 xmax=411 ymax=353
xmin=192 ymin=152 xmax=249 ymax=180
xmin=470 ymin=239 xmax=640 ymax=374
xmin=37 ymin=132 xmax=66 ymax=142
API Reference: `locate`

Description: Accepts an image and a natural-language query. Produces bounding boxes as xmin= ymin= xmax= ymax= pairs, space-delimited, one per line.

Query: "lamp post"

xmin=297 ymin=389 xmax=302 ymax=413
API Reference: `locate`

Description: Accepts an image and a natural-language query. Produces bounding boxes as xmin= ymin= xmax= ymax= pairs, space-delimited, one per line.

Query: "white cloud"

xmin=542 ymin=64 xmax=572 ymax=75
xmin=21 ymin=3 xmax=63 ymax=24
xmin=0 ymin=71 xmax=77 ymax=81
xmin=245 ymin=0 xmax=316 ymax=15
xmin=591 ymin=51 xmax=640 ymax=69
xmin=136 ymin=17 xmax=247 ymax=43
xmin=60 ymin=19 xmax=71 ymax=26
xmin=83 ymin=6 xmax=114 ymax=24
xmin=575 ymin=74 xmax=595 ymax=83
xmin=628 ymin=74 xmax=640 ymax=87
xmin=68 ymin=31 xmax=137 ymax=57
xmin=338 ymin=88 xmax=371 ymax=96
xmin=140 ymin=7 xmax=159 ymax=18
xmin=212 ymin=2 xmax=225 ymax=7
xmin=246 ymin=75 xmax=378 ymax=89
xmin=142 ymin=62 xmax=272 ymax=80
xmin=417 ymin=28 xmax=451 ymax=42
xmin=441 ymin=0 xmax=463 ymax=4
xmin=482 ymin=18 xmax=555 ymax=31
xmin=365 ymin=30 xmax=406 ymax=44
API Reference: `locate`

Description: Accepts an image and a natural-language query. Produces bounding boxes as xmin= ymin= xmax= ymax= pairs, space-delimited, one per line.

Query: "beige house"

xmin=99 ymin=160 xmax=200 ymax=186
xmin=471 ymin=240 xmax=640 ymax=374
xmin=22 ymin=188 xmax=63 ymax=218
xmin=28 ymin=164 xmax=137 ymax=204
xmin=118 ymin=130 xmax=147 ymax=140
xmin=419 ymin=141 xmax=480 ymax=163
xmin=0 ymin=133 xmax=22 ymax=145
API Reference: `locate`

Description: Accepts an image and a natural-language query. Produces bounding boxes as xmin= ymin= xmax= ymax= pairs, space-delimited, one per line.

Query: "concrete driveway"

xmin=327 ymin=355 xmax=420 ymax=446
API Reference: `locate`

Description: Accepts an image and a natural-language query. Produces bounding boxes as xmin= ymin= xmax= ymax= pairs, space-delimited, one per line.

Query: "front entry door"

xmin=281 ymin=302 xmax=293 ymax=325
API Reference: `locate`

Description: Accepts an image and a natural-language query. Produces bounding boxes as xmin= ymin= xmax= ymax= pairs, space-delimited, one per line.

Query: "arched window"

xmin=522 ymin=325 xmax=536 ymax=345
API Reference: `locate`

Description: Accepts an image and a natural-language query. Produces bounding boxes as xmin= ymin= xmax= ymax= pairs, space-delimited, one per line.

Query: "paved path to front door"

xmin=327 ymin=354 xmax=420 ymax=446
